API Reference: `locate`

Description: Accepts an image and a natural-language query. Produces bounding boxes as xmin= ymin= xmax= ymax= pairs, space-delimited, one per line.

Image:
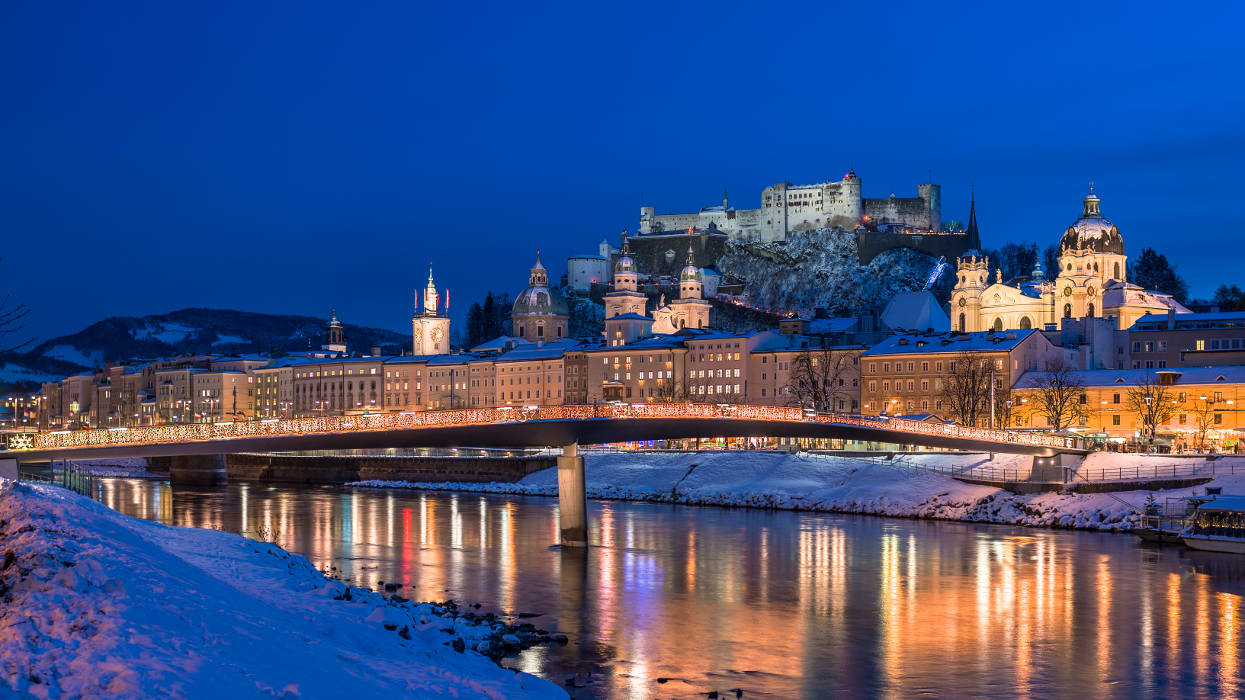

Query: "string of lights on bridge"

xmin=7 ymin=404 xmax=1076 ymax=452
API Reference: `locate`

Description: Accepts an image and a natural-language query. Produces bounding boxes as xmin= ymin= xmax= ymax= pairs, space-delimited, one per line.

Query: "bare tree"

xmin=1189 ymin=398 xmax=1217 ymax=452
xmin=938 ymin=351 xmax=995 ymax=426
xmin=787 ymin=348 xmax=858 ymax=412
xmin=652 ymin=375 xmax=691 ymax=403
xmin=993 ymin=380 xmax=1015 ymax=428
xmin=1126 ymin=374 xmax=1178 ymax=446
xmin=0 ymin=262 xmax=34 ymax=354
xmin=1024 ymin=359 xmax=1088 ymax=431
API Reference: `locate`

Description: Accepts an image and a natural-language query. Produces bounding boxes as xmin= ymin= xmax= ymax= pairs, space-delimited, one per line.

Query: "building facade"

xmin=952 ymin=188 xmax=1187 ymax=333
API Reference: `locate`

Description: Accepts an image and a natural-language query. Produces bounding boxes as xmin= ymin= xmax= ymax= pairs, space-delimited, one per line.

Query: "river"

xmin=92 ymin=478 xmax=1244 ymax=699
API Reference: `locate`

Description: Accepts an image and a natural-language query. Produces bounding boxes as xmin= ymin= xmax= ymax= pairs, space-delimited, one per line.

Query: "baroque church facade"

xmin=600 ymin=238 xmax=712 ymax=346
xmin=951 ymin=188 xmax=1186 ymax=333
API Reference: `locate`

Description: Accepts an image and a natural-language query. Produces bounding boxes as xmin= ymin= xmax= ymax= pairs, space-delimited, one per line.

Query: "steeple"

xmin=686 ymin=244 xmax=695 ymax=266
xmin=966 ymin=186 xmax=982 ymax=250
xmin=723 ymin=186 xmax=729 ymax=210
xmin=528 ymin=251 xmax=548 ymax=287
xmin=325 ymin=309 xmax=346 ymax=352
xmin=424 ymin=267 xmax=438 ymax=315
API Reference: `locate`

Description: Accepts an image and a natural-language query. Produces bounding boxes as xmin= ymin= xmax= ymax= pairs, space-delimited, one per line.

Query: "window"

xmin=1112 ymin=415 xmax=1121 ymax=426
xmin=1214 ymin=414 xmax=1223 ymax=425
xmin=1113 ymin=393 xmax=1121 ymax=404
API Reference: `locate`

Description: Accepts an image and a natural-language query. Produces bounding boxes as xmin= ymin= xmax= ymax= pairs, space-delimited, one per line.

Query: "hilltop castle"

xmin=639 ymin=170 xmax=941 ymax=243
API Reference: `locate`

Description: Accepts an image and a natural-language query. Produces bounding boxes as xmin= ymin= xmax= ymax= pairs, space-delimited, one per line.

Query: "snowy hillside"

xmin=717 ymin=228 xmax=950 ymax=318
xmin=0 ymin=480 xmax=564 ymax=698
xmin=0 ymin=308 xmax=408 ymax=393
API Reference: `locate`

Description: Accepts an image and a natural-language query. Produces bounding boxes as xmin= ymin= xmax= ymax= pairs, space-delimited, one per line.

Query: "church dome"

xmin=614 ymin=254 xmax=636 ymax=274
xmin=1059 ymin=189 xmax=1125 ymax=255
xmin=512 ymin=285 xmax=569 ymax=317
xmin=678 ymin=245 xmax=701 ymax=281
xmin=512 ymin=253 xmax=568 ymax=317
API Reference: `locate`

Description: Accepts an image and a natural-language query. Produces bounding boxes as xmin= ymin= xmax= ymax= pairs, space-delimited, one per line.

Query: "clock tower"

xmin=412 ymin=268 xmax=451 ymax=355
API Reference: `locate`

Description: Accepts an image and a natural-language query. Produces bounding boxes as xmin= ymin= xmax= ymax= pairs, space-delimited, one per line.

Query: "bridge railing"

xmin=10 ymin=403 xmax=1076 ymax=452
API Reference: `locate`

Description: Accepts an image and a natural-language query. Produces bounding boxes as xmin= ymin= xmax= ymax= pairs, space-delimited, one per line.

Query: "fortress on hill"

xmin=640 ymin=170 xmax=942 ymax=243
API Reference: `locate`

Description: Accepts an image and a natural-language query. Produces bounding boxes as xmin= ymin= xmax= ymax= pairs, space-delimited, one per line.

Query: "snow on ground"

xmin=351 ymin=451 xmax=1245 ymax=533
xmin=42 ymin=345 xmax=102 ymax=368
xmin=0 ymin=479 xmax=565 ymax=699
xmin=212 ymin=334 xmax=248 ymax=347
xmin=0 ymin=362 xmax=62 ymax=384
xmin=130 ymin=322 xmax=196 ymax=344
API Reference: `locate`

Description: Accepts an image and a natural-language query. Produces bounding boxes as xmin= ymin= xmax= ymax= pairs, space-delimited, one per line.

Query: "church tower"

xmin=323 ymin=309 xmax=347 ymax=355
xmin=412 ymin=268 xmax=451 ymax=355
xmin=667 ymin=245 xmax=711 ymax=330
xmin=950 ymin=255 xmax=990 ymax=332
xmin=603 ymin=236 xmax=647 ymax=319
xmin=1055 ymin=185 xmax=1127 ymax=321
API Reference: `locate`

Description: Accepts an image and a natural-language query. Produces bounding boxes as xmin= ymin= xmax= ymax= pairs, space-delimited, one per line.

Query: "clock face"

xmin=1063 ymin=287 xmax=1073 ymax=297
xmin=957 ymin=298 xmax=966 ymax=307
xmin=432 ymin=327 xmax=444 ymax=342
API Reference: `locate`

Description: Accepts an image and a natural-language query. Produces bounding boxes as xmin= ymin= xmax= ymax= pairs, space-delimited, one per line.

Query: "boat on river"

xmin=1181 ymin=496 xmax=1245 ymax=554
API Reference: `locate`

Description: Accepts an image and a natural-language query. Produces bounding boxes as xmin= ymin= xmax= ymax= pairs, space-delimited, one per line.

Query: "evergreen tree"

xmin=481 ymin=293 xmax=498 ymax=340
xmin=1212 ymin=284 xmax=1245 ymax=311
xmin=1042 ymin=244 xmax=1060 ymax=279
xmin=1129 ymin=248 xmax=1189 ymax=302
xmin=465 ymin=302 xmax=486 ymax=348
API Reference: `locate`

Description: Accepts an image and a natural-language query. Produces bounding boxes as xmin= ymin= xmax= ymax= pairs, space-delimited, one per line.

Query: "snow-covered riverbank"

xmin=351 ymin=451 xmax=1245 ymax=532
xmin=0 ymin=479 xmax=565 ymax=699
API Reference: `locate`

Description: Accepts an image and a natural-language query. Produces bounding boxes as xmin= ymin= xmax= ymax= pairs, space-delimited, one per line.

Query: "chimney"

xmin=1167 ymin=301 xmax=1176 ymax=330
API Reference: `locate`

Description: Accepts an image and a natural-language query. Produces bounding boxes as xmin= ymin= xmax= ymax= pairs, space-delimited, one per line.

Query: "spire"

xmin=723 ymin=186 xmax=729 ymax=210
xmin=966 ymin=186 xmax=981 ymax=250
xmin=528 ymin=251 xmax=549 ymax=287
xmin=686 ymin=244 xmax=695 ymax=265
xmin=424 ymin=266 xmax=438 ymax=314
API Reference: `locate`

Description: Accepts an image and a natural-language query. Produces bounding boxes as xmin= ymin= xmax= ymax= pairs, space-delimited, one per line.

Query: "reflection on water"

xmin=96 ymin=478 xmax=1245 ymax=699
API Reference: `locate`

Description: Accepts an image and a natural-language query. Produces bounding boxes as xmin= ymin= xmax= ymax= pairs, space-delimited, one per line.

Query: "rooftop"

xmin=1015 ymin=366 xmax=1245 ymax=389
xmin=863 ymin=329 xmax=1040 ymax=356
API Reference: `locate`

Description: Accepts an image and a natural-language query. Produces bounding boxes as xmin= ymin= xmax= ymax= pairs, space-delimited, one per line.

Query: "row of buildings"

xmin=3 ymin=188 xmax=1242 ymax=450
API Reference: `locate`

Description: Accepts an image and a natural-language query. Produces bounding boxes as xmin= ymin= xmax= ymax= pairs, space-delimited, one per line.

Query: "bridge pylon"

xmin=557 ymin=443 xmax=587 ymax=546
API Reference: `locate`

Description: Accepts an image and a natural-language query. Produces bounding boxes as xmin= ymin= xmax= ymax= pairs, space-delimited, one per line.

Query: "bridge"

xmin=3 ymin=403 xmax=1083 ymax=545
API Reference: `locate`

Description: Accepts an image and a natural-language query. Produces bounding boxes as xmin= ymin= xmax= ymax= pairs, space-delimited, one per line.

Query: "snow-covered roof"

xmin=493 ymin=347 xmax=566 ymax=363
xmin=608 ymin=313 xmax=652 ymax=322
xmin=1130 ymin=310 xmax=1245 ymax=331
xmin=1102 ymin=282 xmax=1187 ymax=313
xmin=1015 ymin=366 xmax=1245 ymax=389
xmin=880 ymin=291 xmax=950 ymax=332
xmin=864 ymin=329 xmax=1041 ymax=356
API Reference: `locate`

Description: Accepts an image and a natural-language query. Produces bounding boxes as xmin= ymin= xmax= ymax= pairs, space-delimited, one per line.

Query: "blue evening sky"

xmin=2 ymin=1 xmax=1243 ymax=341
